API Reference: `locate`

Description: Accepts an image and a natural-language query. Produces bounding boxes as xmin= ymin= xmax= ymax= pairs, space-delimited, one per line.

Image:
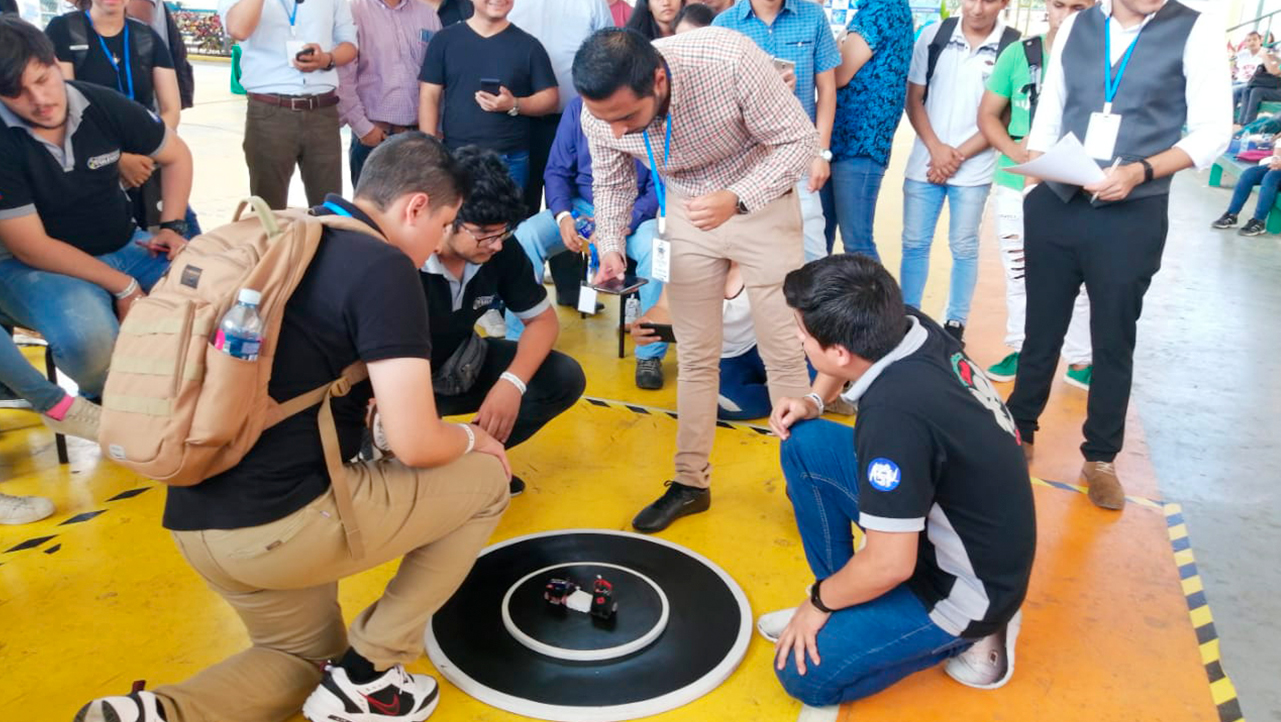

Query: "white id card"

xmin=577 ymin=285 xmax=599 ymax=315
xmin=652 ymin=216 xmax=672 ymax=284
xmin=1084 ymin=111 xmax=1123 ymax=161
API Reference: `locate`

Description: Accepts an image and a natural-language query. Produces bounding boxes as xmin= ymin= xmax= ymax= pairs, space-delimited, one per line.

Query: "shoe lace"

xmin=1094 ymin=461 xmax=1116 ymax=475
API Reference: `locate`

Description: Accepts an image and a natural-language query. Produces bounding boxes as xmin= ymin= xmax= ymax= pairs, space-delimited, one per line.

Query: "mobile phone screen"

xmin=480 ymin=78 xmax=502 ymax=95
xmin=592 ymin=275 xmax=648 ymax=295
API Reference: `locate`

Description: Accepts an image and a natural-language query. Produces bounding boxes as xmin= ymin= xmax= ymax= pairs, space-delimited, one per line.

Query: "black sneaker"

xmin=1239 ymin=218 xmax=1268 ymax=236
xmin=509 ymin=474 xmax=526 ymax=496
xmin=1211 ymin=212 xmax=1239 ymax=229
xmin=944 ymin=320 xmax=966 ymax=346
xmin=302 ymin=664 xmax=439 ymax=722
xmin=635 ymin=357 xmax=664 ymax=390
xmin=632 ymin=481 xmax=710 ymax=533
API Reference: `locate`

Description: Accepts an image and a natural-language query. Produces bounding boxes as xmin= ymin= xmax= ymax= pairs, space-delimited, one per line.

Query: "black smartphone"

xmin=480 ymin=78 xmax=502 ymax=95
xmin=638 ymin=322 xmax=676 ymax=344
xmin=295 ymin=47 xmax=316 ymax=61
xmin=591 ymin=274 xmax=648 ymax=295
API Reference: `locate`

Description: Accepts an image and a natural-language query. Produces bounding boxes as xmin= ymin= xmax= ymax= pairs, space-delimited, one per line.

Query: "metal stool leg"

xmin=43 ymin=347 xmax=69 ymax=464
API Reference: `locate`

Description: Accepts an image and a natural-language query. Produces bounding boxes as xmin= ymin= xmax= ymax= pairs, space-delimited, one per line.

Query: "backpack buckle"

xmin=331 ymin=377 xmax=352 ymax=397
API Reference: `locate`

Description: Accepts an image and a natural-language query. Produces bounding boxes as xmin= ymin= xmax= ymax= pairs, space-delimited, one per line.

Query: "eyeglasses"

xmin=455 ymin=223 xmax=513 ymax=247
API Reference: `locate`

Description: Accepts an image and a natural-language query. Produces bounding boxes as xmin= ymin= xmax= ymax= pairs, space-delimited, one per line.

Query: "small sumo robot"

xmin=590 ymin=576 xmax=617 ymax=621
xmin=543 ymin=574 xmax=618 ymax=622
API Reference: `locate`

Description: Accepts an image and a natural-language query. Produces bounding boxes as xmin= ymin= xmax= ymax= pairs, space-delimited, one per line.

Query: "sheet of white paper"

xmin=1006 ymin=133 xmax=1107 ymax=186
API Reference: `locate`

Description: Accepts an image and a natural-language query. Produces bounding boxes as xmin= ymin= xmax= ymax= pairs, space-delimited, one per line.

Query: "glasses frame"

xmin=455 ymin=223 xmax=513 ymax=247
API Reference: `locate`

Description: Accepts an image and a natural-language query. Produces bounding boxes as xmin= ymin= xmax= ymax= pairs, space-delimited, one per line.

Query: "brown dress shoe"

xmin=1081 ymin=461 xmax=1125 ymax=510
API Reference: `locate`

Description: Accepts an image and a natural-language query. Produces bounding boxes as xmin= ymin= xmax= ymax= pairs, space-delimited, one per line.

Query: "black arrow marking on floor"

xmin=5 ymin=535 xmax=56 ymax=553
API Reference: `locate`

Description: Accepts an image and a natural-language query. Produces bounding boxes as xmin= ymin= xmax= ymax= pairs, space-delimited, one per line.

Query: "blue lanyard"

xmin=279 ymin=0 xmax=299 ymax=27
xmin=323 ymin=201 xmax=353 ymax=217
xmin=641 ymin=114 xmax=672 ymax=220
xmin=85 ymin=12 xmax=133 ymax=101
xmin=1103 ymin=18 xmax=1143 ymax=113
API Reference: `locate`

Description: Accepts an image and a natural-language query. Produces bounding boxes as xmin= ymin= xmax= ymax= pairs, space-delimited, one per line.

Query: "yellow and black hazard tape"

xmin=0 ymin=486 xmax=152 ymax=561
xmin=1164 ymin=503 xmax=1245 ymax=722
xmin=1030 ymin=476 xmax=1165 ymax=511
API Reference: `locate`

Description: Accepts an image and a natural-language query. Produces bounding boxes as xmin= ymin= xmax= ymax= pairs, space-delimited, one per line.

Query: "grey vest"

xmin=1055 ymin=1 xmax=1198 ymax=200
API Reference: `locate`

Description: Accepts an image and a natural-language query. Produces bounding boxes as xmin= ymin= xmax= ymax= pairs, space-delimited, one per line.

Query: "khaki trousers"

xmin=667 ymin=190 xmax=810 ymax=488
xmin=154 ymin=453 xmax=509 ymax=722
xmin=243 ymin=99 xmax=343 ymax=210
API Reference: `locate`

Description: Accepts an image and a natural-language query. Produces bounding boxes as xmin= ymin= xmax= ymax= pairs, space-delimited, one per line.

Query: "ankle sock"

xmin=45 ymin=394 xmax=74 ymax=421
xmin=338 ymin=647 xmax=383 ymax=684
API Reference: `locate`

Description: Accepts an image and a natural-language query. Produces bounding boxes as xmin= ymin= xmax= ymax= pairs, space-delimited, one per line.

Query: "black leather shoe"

xmin=632 ymin=481 xmax=710 ymax=533
xmin=635 ymin=358 xmax=664 ymax=390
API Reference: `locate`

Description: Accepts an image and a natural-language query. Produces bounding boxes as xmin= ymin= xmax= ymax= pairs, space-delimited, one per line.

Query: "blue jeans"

xmin=0 ymin=329 xmax=65 ymax=412
xmin=1227 ymin=164 xmax=1281 ymax=221
xmin=830 ymin=156 xmax=887 ymax=261
xmin=501 ymin=150 xmax=530 ymax=191
xmin=776 ymin=420 xmax=970 ymax=705
xmin=349 ymin=135 xmax=376 ymax=189
xmin=0 ymin=229 xmax=171 ymax=398
xmin=507 ymin=199 xmax=668 ymax=360
xmin=900 ymin=179 xmax=991 ymax=325
xmin=719 ymin=346 xmax=816 ymax=420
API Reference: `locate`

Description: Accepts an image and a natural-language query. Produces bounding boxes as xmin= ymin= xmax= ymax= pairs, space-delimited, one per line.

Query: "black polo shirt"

xmin=420 ymin=238 xmax=549 ymax=368
xmin=0 ymin=81 xmax=165 ymax=256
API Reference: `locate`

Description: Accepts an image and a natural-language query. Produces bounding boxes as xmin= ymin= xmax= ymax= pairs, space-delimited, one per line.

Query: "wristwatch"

xmin=507 ymin=98 xmax=520 ymax=117
xmin=322 ymin=52 xmax=336 ymax=71
xmin=735 ymin=198 xmax=749 ymax=214
xmin=810 ymin=578 xmax=836 ymax=613
xmin=158 ymin=219 xmax=189 ymax=237
xmin=1137 ymin=158 xmax=1154 ymax=184
xmin=818 ymin=149 xmax=833 ymax=162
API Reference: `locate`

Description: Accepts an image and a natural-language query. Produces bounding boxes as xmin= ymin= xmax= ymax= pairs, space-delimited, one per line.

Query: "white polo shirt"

xmin=904 ymin=19 xmax=1007 ymax=187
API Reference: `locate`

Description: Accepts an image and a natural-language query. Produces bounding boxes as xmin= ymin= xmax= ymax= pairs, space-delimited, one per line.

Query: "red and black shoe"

xmin=302 ymin=664 xmax=439 ymax=722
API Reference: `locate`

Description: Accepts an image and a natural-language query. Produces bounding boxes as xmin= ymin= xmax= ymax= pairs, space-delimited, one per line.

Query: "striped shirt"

xmin=337 ymin=0 xmax=442 ymax=138
xmin=582 ymin=27 xmax=818 ymax=257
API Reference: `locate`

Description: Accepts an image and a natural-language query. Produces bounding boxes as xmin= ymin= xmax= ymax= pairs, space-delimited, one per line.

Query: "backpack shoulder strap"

xmin=923 ymin=17 xmax=960 ymax=102
xmin=66 ymin=12 xmax=91 ymax=76
xmin=131 ymin=19 xmax=155 ymax=73
xmin=1022 ymin=36 xmax=1046 ymax=123
xmin=997 ymin=26 xmax=1022 ymax=58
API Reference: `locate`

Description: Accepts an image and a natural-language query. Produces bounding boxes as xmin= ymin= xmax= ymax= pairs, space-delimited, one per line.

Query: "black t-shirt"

xmin=0 ymin=81 xmax=166 ymax=255
xmin=853 ymin=309 xmax=1037 ymax=639
xmin=421 ymin=239 xmax=547 ymax=368
xmin=163 ymin=197 xmax=433 ymax=531
xmin=45 ymin=13 xmax=173 ymax=111
xmin=417 ymin=21 xmax=557 ymax=153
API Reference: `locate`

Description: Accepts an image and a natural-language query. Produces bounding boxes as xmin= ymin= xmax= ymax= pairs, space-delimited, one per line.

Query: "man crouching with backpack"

xmin=77 ymin=133 xmax=510 ymax=722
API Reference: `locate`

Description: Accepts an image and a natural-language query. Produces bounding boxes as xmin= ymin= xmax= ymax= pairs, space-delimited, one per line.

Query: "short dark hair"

xmin=783 ymin=254 xmax=906 ymax=363
xmin=1248 ymin=31 xmax=1263 ymax=39
xmin=0 ymin=15 xmax=57 ymax=99
xmin=674 ymin=3 xmax=715 ymax=29
xmin=451 ymin=145 xmax=527 ymax=229
xmin=572 ymin=27 xmax=662 ymax=101
xmin=354 ymin=132 xmax=469 ymax=211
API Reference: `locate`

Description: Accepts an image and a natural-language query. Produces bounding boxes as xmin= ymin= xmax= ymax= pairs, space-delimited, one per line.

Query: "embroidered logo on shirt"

xmin=867 ymin=458 xmax=902 ymax=492
xmin=86 ymin=149 xmax=121 ymax=170
xmin=472 ymin=295 xmax=495 ymax=310
xmin=951 ymin=353 xmax=1019 ymax=440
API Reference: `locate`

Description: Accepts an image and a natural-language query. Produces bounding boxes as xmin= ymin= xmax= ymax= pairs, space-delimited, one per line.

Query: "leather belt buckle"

xmin=289 ymin=96 xmax=314 ymax=112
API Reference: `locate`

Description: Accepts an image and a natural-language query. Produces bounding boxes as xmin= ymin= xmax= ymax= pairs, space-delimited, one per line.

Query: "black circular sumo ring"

xmin=424 ymin=530 xmax=752 ymax=721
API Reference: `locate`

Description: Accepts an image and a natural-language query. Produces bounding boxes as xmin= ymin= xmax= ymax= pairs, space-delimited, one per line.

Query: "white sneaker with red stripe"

xmin=302 ymin=664 xmax=439 ymax=722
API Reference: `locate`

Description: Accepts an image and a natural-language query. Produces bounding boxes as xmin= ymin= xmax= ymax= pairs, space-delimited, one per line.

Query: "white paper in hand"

xmin=1006 ymin=133 xmax=1107 ymax=187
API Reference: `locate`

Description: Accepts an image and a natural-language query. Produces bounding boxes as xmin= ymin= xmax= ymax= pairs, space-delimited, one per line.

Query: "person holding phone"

xmin=417 ymin=0 xmax=558 ymax=190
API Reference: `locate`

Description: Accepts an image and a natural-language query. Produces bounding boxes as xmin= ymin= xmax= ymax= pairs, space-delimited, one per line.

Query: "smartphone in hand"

xmin=592 ymin=274 xmax=648 ymax=295
xmin=638 ymin=322 xmax=677 ymax=344
xmin=480 ymin=78 xmax=502 ymax=95
xmin=295 ymin=46 xmax=316 ymax=62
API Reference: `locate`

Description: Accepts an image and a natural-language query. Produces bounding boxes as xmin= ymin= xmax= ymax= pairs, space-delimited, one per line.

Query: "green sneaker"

xmin=1064 ymin=364 xmax=1092 ymax=390
xmin=986 ymin=352 xmax=1019 ymax=382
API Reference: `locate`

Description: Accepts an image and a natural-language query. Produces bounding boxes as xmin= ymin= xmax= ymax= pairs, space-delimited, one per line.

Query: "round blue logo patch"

xmin=867 ymin=458 xmax=902 ymax=491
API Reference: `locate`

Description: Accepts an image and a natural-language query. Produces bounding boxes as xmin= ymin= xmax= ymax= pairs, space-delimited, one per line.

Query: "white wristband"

xmin=456 ymin=422 xmax=476 ymax=454
xmin=555 ymin=211 xmax=573 ymax=225
xmin=500 ymin=371 xmax=527 ymax=395
xmin=113 ymin=277 xmax=139 ymax=300
xmin=804 ymin=392 xmax=825 ymax=416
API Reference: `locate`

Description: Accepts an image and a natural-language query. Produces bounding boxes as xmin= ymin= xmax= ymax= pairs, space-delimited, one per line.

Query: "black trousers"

xmin=1007 ymin=186 xmax=1168 ymax=463
xmin=435 ymin=337 xmax=586 ymax=449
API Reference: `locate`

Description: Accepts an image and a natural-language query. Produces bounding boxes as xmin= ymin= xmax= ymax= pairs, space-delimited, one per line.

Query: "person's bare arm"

xmin=153 ymin=67 xmax=181 ymax=128
xmin=152 ymin=129 xmax=193 ymax=225
xmin=834 ymin=30 xmax=873 ymax=88
xmin=418 ymin=82 xmax=443 ymax=138
xmin=477 ymin=86 xmax=559 ymax=117
xmin=977 ymin=89 xmax=1024 ymax=164
xmin=223 ymin=0 xmax=267 ymax=41
xmin=955 ymin=130 xmax=992 ymax=163
xmin=906 ymin=81 xmax=963 ymax=181
xmin=0 ymin=214 xmax=139 ymax=317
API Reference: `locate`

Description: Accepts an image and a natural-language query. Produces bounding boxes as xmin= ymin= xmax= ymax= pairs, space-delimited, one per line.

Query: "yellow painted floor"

xmin=0 ymin=67 xmax=1241 ymax=721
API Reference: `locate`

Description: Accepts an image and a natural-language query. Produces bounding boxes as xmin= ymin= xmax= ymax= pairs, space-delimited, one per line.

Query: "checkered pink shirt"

xmin=337 ymin=0 xmax=442 ymax=139
xmin=581 ymin=27 xmax=818 ymax=257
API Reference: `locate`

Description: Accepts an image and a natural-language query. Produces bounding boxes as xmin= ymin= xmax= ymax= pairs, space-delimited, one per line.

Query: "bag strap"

xmin=923 ymin=17 xmax=959 ymax=103
xmin=67 ymin=12 xmax=90 ymax=76
xmin=1022 ymin=37 xmax=1045 ymax=124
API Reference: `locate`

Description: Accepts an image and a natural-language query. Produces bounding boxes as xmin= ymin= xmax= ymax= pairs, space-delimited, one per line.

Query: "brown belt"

xmin=247 ymin=91 xmax=339 ymax=111
xmin=372 ymin=120 xmax=419 ymax=135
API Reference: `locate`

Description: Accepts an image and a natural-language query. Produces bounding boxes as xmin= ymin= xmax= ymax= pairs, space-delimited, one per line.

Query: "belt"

xmin=372 ymin=120 xmax=418 ymax=135
xmin=247 ymin=91 xmax=339 ymax=111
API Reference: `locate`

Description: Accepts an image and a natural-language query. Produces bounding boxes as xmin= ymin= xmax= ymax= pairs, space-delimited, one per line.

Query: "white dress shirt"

xmin=508 ymin=0 xmax=614 ymax=112
xmin=1027 ymin=0 xmax=1231 ymax=171
xmin=218 ymin=0 xmax=359 ymax=95
xmin=904 ymin=19 xmax=1008 ymax=186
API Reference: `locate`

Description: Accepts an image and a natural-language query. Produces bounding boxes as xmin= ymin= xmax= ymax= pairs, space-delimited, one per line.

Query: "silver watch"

xmin=818 ymin=149 xmax=833 ymax=162
xmin=507 ymin=99 xmax=520 ymax=117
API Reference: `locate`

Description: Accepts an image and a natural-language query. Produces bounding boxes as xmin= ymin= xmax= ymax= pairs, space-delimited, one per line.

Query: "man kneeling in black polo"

xmin=421 ymin=145 xmax=585 ymax=494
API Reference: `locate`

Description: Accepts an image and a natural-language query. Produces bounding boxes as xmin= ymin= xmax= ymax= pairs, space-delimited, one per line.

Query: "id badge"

xmin=651 ymin=216 xmax=672 ymax=284
xmin=1084 ymin=111 xmax=1123 ymax=161
xmin=577 ymin=285 xmax=599 ymax=315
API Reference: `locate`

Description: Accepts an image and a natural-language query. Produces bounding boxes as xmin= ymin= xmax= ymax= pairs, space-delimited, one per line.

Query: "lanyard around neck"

xmin=1102 ymin=17 xmax=1143 ymax=115
xmin=323 ymin=201 xmax=353 ymax=217
xmin=84 ymin=11 xmax=133 ymax=101
xmin=279 ymin=0 xmax=299 ymax=27
xmin=641 ymin=113 xmax=672 ymax=221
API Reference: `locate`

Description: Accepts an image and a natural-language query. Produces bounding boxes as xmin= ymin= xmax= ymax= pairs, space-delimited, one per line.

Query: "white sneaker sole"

xmin=946 ymin=611 xmax=1022 ymax=690
xmin=1063 ymin=374 xmax=1090 ymax=391
xmin=301 ymin=687 xmax=439 ymax=722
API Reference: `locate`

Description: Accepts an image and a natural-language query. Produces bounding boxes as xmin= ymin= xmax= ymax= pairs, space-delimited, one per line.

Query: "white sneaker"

xmin=0 ymin=492 xmax=54 ymax=525
xmin=945 ymin=610 xmax=1022 ymax=689
xmin=756 ymin=607 xmax=797 ymax=644
xmin=41 ymin=397 xmax=101 ymax=441
xmin=303 ymin=664 xmax=440 ymax=722
xmin=73 ymin=690 xmax=164 ymax=721
xmin=477 ymin=309 xmax=507 ymax=338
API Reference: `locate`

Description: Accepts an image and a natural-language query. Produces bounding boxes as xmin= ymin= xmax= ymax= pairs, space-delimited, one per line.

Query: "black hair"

xmin=625 ymin=0 xmax=686 ymax=40
xmin=451 ymin=145 xmax=527 ymax=229
xmin=573 ymin=27 xmax=662 ymax=101
xmin=1248 ymin=31 xmax=1263 ymax=39
xmin=674 ymin=3 xmax=715 ymax=29
xmin=0 ymin=0 xmax=19 ymax=15
xmin=354 ymin=132 xmax=469 ymax=211
xmin=0 ymin=15 xmax=57 ymax=99
xmin=783 ymin=254 xmax=906 ymax=363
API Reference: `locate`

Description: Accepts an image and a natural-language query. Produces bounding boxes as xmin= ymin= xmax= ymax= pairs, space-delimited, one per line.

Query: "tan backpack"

xmin=99 ymin=197 xmax=381 ymax=558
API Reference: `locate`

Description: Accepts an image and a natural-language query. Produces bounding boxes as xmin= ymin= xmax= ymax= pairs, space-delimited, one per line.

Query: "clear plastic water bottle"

xmin=625 ymin=295 xmax=640 ymax=326
xmin=213 ymin=289 xmax=264 ymax=361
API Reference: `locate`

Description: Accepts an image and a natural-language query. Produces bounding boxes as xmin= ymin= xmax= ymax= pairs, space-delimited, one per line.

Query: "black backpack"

xmin=64 ymin=12 xmax=156 ymax=108
xmin=924 ymin=16 xmax=1021 ymax=101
